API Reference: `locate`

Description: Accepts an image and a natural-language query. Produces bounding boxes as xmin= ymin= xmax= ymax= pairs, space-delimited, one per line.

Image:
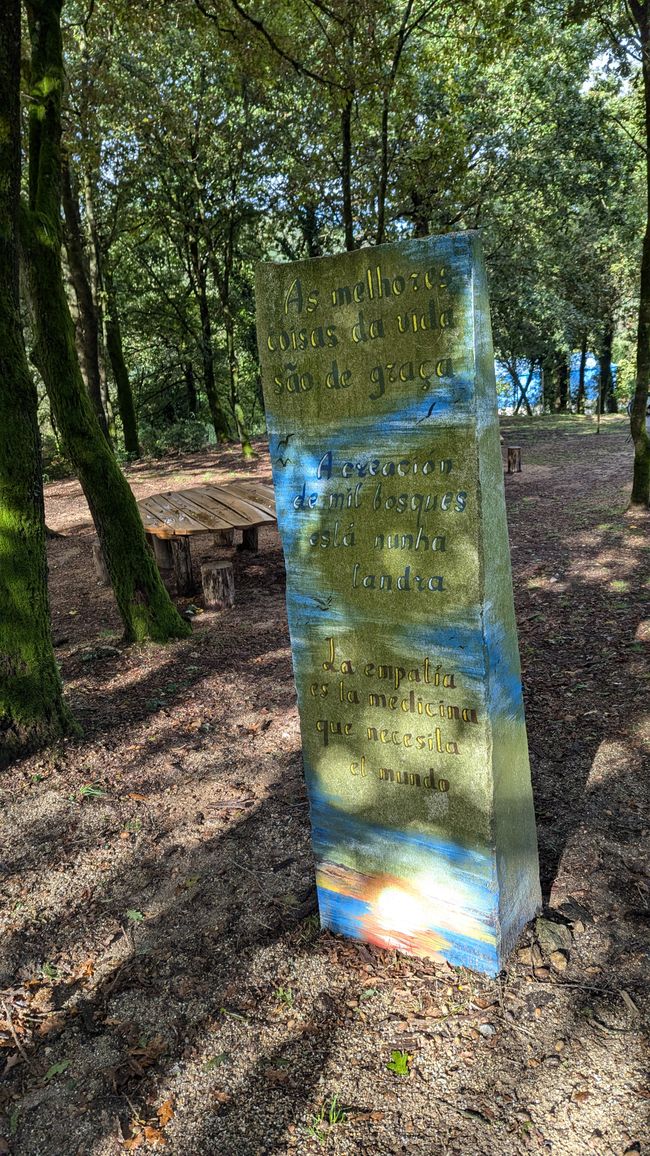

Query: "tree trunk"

xmin=0 ymin=0 xmax=73 ymax=761
xmin=630 ymin=0 xmax=650 ymax=505
xmin=301 ymin=203 xmax=322 ymax=257
xmin=541 ymin=357 xmax=556 ymax=412
xmin=576 ymin=332 xmax=587 ymax=414
xmin=61 ymin=151 xmax=110 ymax=442
xmin=103 ymin=265 xmax=140 ymax=455
xmin=223 ymin=302 xmax=254 ymax=459
xmin=557 ymin=356 xmax=569 ymax=412
xmin=409 ymin=186 xmax=429 ymax=238
xmin=24 ymin=0 xmax=189 ymax=645
xmin=599 ymin=316 xmax=617 ymax=414
xmin=341 ymin=96 xmax=355 ymax=251
xmin=185 ymin=360 xmax=198 ymax=415
xmin=188 ymin=232 xmax=230 ymax=443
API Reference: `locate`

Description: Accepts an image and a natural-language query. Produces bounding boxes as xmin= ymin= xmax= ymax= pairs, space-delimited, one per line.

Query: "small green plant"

xmin=41 ymin=961 xmax=58 ymax=980
xmin=45 ymin=1059 xmax=69 ymax=1081
xmin=275 ymin=986 xmax=294 ymax=1007
xmin=307 ymin=1094 xmax=347 ymax=1143
xmin=79 ymin=783 xmax=106 ymax=800
xmin=126 ymin=909 xmax=144 ymax=923
xmin=203 ymin=1052 xmax=231 ymax=1072
xmin=386 ymin=1049 xmax=411 ymax=1076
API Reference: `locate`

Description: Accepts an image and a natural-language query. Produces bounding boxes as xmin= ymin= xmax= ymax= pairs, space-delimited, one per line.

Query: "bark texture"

xmin=24 ymin=0 xmax=189 ymax=643
xmin=0 ymin=0 xmax=73 ymax=761
xmin=61 ymin=152 xmax=110 ymax=441
xmin=104 ymin=265 xmax=140 ymax=455
xmin=630 ymin=0 xmax=650 ymax=505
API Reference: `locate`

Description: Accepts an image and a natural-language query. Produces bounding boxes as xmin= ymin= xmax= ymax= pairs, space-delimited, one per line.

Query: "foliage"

xmin=386 ymin=1048 xmax=411 ymax=1075
xmin=138 ymin=418 xmax=213 ymax=458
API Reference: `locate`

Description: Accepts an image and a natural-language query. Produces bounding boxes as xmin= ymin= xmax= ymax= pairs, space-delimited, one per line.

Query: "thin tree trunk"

xmin=185 ymin=360 xmax=198 ymax=415
xmin=221 ymin=212 xmax=254 ymax=459
xmin=341 ymin=96 xmax=355 ymax=251
xmin=576 ymin=332 xmax=587 ymax=414
xmin=541 ymin=356 xmax=556 ymax=412
xmin=301 ymin=203 xmax=321 ymax=257
xmin=103 ymin=265 xmax=140 ymax=455
xmin=630 ymin=0 xmax=650 ymax=505
xmin=81 ymin=165 xmax=116 ymax=438
xmin=508 ymin=359 xmax=533 ymax=416
xmin=376 ymin=0 xmax=415 ymax=246
xmin=0 ymin=0 xmax=73 ymax=761
xmin=61 ymin=151 xmax=110 ymax=442
xmin=599 ymin=316 xmax=616 ymax=414
xmin=558 ymin=356 xmax=569 ymax=412
xmin=408 ymin=185 xmax=429 ymax=237
xmin=24 ymin=0 xmax=189 ymax=644
xmin=224 ymin=304 xmax=254 ymax=458
xmin=188 ymin=232 xmax=230 ymax=443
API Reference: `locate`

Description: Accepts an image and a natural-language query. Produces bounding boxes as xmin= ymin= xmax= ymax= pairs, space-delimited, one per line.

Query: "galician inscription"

xmin=256 ymin=234 xmax=541 ymax=976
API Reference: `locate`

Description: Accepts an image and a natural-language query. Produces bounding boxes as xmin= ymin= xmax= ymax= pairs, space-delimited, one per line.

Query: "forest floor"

xmin=1 ymin=414 xmax=649 ymax=1156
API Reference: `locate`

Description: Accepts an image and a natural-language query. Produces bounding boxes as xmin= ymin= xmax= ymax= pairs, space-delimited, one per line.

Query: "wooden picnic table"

xmin=137 ymin=480 xmax=277 ymax=597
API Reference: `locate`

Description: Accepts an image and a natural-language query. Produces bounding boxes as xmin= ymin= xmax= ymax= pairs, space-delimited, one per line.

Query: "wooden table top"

xmin=138 ymin=481 xmax=276 ymax=539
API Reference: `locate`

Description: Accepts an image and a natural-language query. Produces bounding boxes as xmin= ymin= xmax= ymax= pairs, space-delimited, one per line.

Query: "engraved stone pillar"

xmin=255 ymin=233 xmax=541 ymax=975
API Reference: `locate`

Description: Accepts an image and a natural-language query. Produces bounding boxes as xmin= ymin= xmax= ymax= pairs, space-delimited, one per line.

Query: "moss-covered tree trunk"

xmin=103 ymin=264 xmax=140 ymax=456
xmin=630 ymin=0 xmax=650 ymax=506
xmin=24 ymin=0 xmax=189 ymax=644
xmin=0 ymin=0 xmax=74 ymax=762
xmin=61 ymin=151 xmax=110 ymax=442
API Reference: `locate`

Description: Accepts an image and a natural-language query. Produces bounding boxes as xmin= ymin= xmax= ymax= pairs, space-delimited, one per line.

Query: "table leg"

xmin=171 ymin=537 xmax=196 ymax=595
xmin=239 ymin=526 xmax=259 ymax=552
xmin=146 ymin=533 xmax=174 ymax=588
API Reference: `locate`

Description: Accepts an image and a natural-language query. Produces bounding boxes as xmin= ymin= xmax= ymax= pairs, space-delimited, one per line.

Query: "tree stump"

xmin=171 ymin=537 xmax=196 ymax=595
xmin=507 ymin=446 xmax=522 ymax=474
xmin=92 ymin=539 xmax=110 ymax=586
xmin=239 ymin=526 xmax=259 ymax=552
xmin=201 ymin=561 xmax=235 ymax=610
xmin=213 ymin=528 xmax=235 ymax=547
xmin=146 ymin=533 xmax=174 ymax=588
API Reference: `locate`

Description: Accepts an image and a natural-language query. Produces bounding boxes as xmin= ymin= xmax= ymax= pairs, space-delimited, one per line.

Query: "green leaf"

xmin=386 ymin=1049 xmax=411 ymax=1076
xmin=45 ymin=1060 xmax=70 ymax=1080
xmin=203 ymin=1052 xmax=230 ymax=1071
xmin=126 ymin=909 xmax=144 ymax=922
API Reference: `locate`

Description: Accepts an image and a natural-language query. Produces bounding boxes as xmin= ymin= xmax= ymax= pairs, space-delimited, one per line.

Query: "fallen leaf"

xmin=264 ymin=1067 xmax=288 ymax=1084
xmin=127 ymin=793 xmax=147 ymax=802
xmin=2 ymin=1053 xmax=21 ymax=1077
xmin=143 ymin=1126 xmax=166 ymax=1146
xmin=212 ymin=1091 xmax=232 ymax=1104
xmin=157 ymin=1100 xmax=174 ymax=1128
xmin=122 ymin=1134 xmax=144 ymax=1151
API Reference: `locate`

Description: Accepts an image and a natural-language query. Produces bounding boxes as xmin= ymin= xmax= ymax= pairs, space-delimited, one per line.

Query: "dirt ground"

xmin=1 ymin=415 xmax=648 ymax=1156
